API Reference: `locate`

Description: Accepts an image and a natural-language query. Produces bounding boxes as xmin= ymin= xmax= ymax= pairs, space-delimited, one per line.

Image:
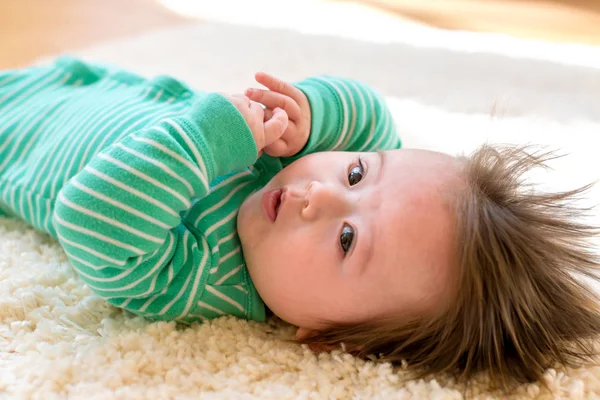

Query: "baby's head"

xmin=237 ymin=144 xmax=600 ymax=386
xmin=238 ymin=147 xmax=460 ymax=325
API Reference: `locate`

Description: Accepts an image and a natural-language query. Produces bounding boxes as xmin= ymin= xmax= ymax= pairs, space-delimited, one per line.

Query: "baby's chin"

xmin=236 ymin=196 xmax=254 ymax=243
xmin=237 ymin=178 xmax=277 ymax=230
xmin=237 ymin=177 xmax=283 ymax=266
xmin=236 ymin=189 xmax=266 ymax=256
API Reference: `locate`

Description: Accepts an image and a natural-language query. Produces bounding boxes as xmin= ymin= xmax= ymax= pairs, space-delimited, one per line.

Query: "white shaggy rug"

xmin=3 ymin=2 xmax=600 ymax=398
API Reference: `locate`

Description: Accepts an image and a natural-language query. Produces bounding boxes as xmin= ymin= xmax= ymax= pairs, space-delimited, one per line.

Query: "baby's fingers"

xmin=254 ymin=72 xmax=304 ymax=100
xmin=263 ymin=108 xmax=273 ymax=122
xmin=245 ymin=88 xmax=301 ymax=121
xmin=263 ymin=107 xmax=289 ymax=145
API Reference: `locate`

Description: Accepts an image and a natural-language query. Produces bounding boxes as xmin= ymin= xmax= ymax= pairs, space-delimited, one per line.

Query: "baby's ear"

xmin=296 ymin=327 xmax=333 ymax=352
xmin=295 ymin=327 xmax=314 ymax=341
xmin=296 ymin=327 xmax=363 ymax=354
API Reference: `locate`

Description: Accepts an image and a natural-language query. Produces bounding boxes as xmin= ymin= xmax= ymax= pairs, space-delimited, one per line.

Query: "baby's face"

xmin=237 ymin=149 xmax=462 ymax=331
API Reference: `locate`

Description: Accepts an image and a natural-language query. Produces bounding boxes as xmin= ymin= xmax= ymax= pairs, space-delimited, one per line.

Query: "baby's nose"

xmin=302 ymin=181 xmax=351 ymax=220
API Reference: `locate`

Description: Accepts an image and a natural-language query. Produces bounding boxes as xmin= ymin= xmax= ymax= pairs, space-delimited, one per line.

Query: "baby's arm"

xmin=295 ymin=76 xmax=401 ymax=154
xmin=246 ymin=74 xmax=401 ymax=162
xmin=52 ymin=94 xmax=267 ymax=321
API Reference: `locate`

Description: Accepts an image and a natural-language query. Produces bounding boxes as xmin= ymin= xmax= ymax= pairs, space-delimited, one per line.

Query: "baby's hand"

xmin=245 ymin=72 xmax=311 ymax=158
xmin=226 ymin=94 xmax=289 ymax=157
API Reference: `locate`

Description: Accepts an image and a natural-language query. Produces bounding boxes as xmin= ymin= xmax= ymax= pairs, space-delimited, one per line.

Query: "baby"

xmin=1 ymin=57 xmax=599 ymax=387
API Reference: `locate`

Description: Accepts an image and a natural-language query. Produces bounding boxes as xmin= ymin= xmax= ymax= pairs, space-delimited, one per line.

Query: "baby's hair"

xmin=296 ymin=144 xmax=600 ymax=388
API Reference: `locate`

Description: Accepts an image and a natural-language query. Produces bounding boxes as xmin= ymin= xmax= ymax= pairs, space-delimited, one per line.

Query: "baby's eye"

xmin=340 ymin=224 xmax=355 ymax=255
xmin=348 ymin=156 xmax=365 ymax=186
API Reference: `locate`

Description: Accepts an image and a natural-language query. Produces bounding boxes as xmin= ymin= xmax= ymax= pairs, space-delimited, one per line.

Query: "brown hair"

xmin=296 ymin=144 xmax=600 ymax=388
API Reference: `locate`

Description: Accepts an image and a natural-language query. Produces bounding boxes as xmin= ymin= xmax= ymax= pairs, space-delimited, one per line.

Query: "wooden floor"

xmin=1 ymin=0 xmax=600 ymax=70
xmin=0 ymin=0 xmax=188 ymax=69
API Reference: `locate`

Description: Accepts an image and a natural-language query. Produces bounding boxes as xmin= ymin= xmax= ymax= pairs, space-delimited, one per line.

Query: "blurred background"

xmin=1 ymin=0 xmax=600 ymax=70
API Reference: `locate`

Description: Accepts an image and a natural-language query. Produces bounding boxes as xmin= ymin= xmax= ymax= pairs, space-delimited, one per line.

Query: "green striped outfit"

xmin=0 ymin=56 xmax=401 ymax=323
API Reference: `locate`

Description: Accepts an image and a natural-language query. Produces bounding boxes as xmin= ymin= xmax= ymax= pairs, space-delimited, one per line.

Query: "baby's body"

xmin=0 ymin=57 xmax=429 ymax=328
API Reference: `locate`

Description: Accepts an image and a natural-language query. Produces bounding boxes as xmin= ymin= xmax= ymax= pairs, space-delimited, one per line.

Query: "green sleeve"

xmin=52 ymin=94 xmax=257 ymax=321
xmin=283 ymin=76 xmax=401 ymax=164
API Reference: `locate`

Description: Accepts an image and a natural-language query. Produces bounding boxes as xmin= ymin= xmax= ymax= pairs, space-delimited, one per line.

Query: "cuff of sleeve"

xmin=292 ymin=78 xmax=342 ymax=158
xmin=186 ymin=93 xmax=258 ymax=180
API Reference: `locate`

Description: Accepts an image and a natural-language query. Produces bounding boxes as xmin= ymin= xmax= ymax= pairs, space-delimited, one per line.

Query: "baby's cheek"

xmin=270 ymin=240 xmax=312 ymax=279
xmin=282 ymin=235 xmax=316 ymax=265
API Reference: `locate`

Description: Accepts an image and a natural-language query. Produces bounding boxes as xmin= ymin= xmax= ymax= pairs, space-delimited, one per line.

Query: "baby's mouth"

xmin=275 ymin=194 xmax=282 ymax=217
xmin=262 ymin=189 xmax=283 ymax=223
